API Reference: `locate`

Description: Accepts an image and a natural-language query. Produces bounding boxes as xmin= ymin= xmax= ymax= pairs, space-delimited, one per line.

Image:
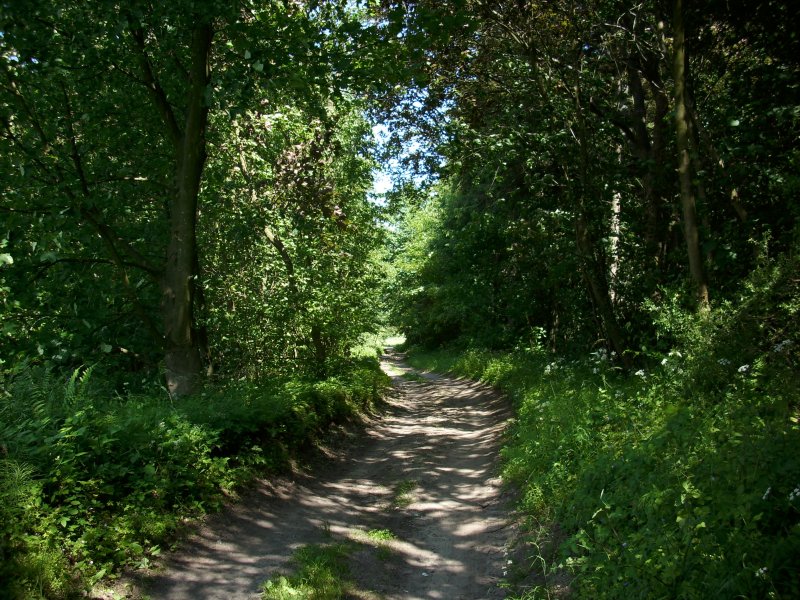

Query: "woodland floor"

xmin=112 ymin=350 xmax=516 ymax=599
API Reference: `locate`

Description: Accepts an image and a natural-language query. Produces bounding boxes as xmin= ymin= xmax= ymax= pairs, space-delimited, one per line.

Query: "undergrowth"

xmin=0 ymin=358 xmax=389 ymax=599
xmin=262 ymin=543 xmax=354 ymax=600
xmin=407 ymin=253 xmax=800 ymax=599
xmin=261 ymin=528 xmax=399 ymax=600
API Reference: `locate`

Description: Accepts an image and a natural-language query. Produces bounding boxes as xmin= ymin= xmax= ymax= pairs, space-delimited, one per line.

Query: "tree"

xmin=384 ymin=0 xmax=799 ymax=355
xmin=672 ymin=0 xmax=709 ymax=308
xmin=1 ymin=0 xmax=390 ymax=392
xmin=201 ymin=99 xmax=385 ymax=377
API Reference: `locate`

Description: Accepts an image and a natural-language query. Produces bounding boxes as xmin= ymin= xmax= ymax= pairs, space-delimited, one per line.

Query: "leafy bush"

xmin=0 ymin=358 xmax=389 ymax=598
xmin=408 ymin=254 xmax=800 ymax=599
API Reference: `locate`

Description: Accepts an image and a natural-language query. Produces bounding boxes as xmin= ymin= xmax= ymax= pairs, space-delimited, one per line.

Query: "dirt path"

xmin=131 ymin=352 xmax=514 ymax=599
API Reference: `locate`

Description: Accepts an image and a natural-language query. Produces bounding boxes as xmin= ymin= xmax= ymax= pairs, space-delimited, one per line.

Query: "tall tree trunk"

xmin=134 ymin=22 xmax=214 ymax=396
xmin=575 ymin=212 xmax=630 ymax=364
xmin=673 ymin=0 xmax=709 ymax=308
xmin=163 ymin=23 xmax=213 ymax=396
xmin=627 ymin=62 xmax=661 ymax=266
xmin=572 ymin=84 xmax=631 ymax=365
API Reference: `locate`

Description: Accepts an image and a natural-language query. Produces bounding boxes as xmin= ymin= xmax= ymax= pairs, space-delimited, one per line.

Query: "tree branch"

xmin=32 ymin=256 xmax=152 ymax=279
xmin=0 ymin=204 xmax=61 ymax=215
xmin=77 ymin=207 xmax=160 ymax=278
xmin=60 ymin=82 xmax=92 ymax=196
xmin=237 ymin=138 xmax=298 ymax=295
xmin=0 ymin=117 xmax=60 ymax=182
xmin=2 ymin=72 xmax=52 ymax=154
xmin=588 ymin=99 xmax=637 ymax=146
xmin=130 ymin=27 xmax=183 ymax=150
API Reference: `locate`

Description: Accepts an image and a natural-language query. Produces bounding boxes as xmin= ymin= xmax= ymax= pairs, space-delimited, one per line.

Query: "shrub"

xmin=0 ymin=358 xmax=389 ymax=598
xmin=408 ymin=255 xmax=800 ymax=598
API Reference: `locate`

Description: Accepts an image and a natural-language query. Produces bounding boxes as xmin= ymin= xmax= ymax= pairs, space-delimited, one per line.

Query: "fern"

xmin=63 ymin=364 xmax=95 ymax=407
xmin=0 ymin=458 xmax=37 ymax=503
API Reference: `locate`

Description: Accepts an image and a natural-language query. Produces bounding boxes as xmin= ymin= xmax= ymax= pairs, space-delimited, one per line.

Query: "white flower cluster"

xmin=789 ymin=484 xmax=800 ymax=502
xmin=661 ymin=350 xmax=683 ymax=368
xmin=756 ymin=566 xmax=768 ymax=577
xmin=717 ymin=358 xmax=731 ymax=366
xmin=634 ymin=369 xmax=646 ymax=378
xmin=738 ymin=364 xmax=750 ymax=373
xmin=773 ymin=339 xmax=794 ymax=353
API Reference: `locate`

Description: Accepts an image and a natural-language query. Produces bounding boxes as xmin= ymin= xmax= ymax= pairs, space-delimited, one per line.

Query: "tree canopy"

xmin=1 ymin=0 xmax=397 ymax=391
xmin=385 ymin=0 xmax=800 ymax=358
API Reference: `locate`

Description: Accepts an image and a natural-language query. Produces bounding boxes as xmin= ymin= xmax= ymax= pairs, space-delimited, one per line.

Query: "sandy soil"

xmin=123 ymin=351 xmax=515 ymax=599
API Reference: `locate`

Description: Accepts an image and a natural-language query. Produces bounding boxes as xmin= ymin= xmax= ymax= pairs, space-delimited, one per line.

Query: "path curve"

xmin=132 ymin=351 xmax=514 ymax=599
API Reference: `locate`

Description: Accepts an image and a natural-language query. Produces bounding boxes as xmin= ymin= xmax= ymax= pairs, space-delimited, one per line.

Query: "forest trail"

xmin=129 ymin=351 xmax=515 ymax=599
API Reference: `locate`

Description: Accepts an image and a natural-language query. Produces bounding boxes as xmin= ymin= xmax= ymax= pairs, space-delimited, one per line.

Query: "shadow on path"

xmin=133 ymin=350 xmax=514 ymax=600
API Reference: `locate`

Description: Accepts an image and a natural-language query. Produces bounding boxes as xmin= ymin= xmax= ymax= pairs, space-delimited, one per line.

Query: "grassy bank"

xmin=406 ymin=291 xmax=800 ymax=598
xmin=0 ymin=358 xmax=389 ymax=599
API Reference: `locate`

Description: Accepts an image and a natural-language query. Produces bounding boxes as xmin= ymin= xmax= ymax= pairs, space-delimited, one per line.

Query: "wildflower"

xmin=661 ymin=358 xmax=668 ymax=366
xmin=762 ymin=486 xmax=771 ymax=500
xmin=756 ymin=567 xmax=768 ymax=577
xmin=738 ymin=364 xmax=750 ymax=373
xmin=789 ymin=485 xmax=800 ymax=502
xmin=717 ymin=358 xmax=731 ymax=366
xmin=635 ymin=369 xmax=646 ymax=377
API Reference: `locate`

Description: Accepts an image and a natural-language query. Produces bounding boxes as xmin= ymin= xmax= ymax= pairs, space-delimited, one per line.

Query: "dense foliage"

xmin=386 ymin=0 xmax=800 ymax=355
xmin=0 ymin=0 xmax=392 ymax=388
xmin=2 ymin=0 xmax=799 ymax=597
xmin=384 ymin=0 xmax=800 ymax=597
xmin=407 ymin=251 xmax=800 ymax=597
xmin=0 ymin=357 xmax=388 ymax=598
xmin=0 ymin=0 xmax=399 ymax=596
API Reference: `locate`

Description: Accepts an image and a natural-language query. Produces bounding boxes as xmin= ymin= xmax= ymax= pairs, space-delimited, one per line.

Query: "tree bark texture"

xmin=572 ymin=85 xmax=631 ymax=365
xmin=673 ymin=0 xmax=710 ymax=307
xmin=137 ymin=22 xmax=213 ymax=396
xmin=576 ymin=212 xmax=630 ymax=365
